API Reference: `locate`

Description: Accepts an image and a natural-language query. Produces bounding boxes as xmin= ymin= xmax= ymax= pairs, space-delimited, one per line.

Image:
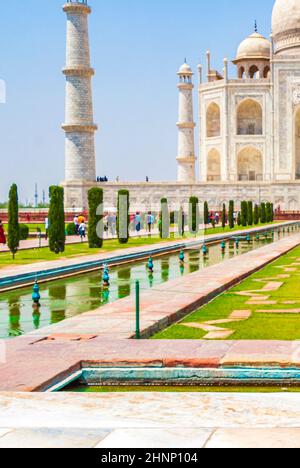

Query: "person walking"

xmin=74 ymin=215 xmax=79 ymax=235
xmin=45 ymin=217 xmax=49 ymax=241
xmin=0 ymin=220 xmax=6 ymax=245
xmin=134 ymin=212 xmax=142 ymax=235
xmin=79 ymin=221 xmax=86 ymax=241
xmin=147 ymin=212 xmax=154 ymax=234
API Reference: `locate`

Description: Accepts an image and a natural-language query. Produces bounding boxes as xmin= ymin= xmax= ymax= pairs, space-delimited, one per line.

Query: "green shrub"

xmin=228 ymin=201 xmax=234 ymax=229
xmin=88 ymin=187 xmax=104 ymax=248
xmin=254 ymin=204 xmax=259 ymax=225
xmin=260 ymin=203 xmax=267 ymax=224
xmin=241 ymin=201 xmax=248 ymax=227
xmin=204 ymin=201 xmax=209 ymax=225
xmin=117 ymin=190 xmax=130 ymax=244
xmin=159 ymin=198 xmax=170 ymax=239
xmin=66 ymin=223 xmax=76 ymax=236
xmin=48 ymin=186 xmax=65 ymax=254
xmin=7 ymin=183 xmax=19 ymax=259
xmin=19 ymin=224 xmax=29 ymax=240
xmin=222 ymin=204 xmax=226 ymax=229
xmin=266 ymin=202 xmax=272 ymax=223
xmin=189 ymin=197 xmax=199 ymax=234
xmin=247 ymin=201 xmax=253 ymax=226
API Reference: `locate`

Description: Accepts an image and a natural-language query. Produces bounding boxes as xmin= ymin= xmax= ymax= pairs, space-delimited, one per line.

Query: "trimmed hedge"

xmin=19 ymin=224 xmax=29 ymax=240
xmin=117 ymin=189 xmax=130 ymax=244
xmin=88 ymin=187 xmax=104 ymax=248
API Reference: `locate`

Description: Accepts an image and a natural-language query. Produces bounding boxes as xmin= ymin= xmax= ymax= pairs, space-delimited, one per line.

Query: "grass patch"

xmin=0 ymin=236 xmax=173 ymax=268
xmin=153 ymin=245 xmax=300 ymax=341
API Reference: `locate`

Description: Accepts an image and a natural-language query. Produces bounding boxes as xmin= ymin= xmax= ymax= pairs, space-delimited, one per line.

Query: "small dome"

xmin=178 ymin=62 xmax=193 ymax=74
xmin=235 ymin=32 xmax=271 ymax=61
xmin=272 ymin=0 xmax=300 ymax=54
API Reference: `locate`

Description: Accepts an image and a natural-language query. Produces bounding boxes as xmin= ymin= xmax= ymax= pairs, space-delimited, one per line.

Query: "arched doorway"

xmin=237 ymin=146 xmax=263 ymax=182
xmin=294 ymin=106 xmax=300 ymax=179
xmin=237 ymin=99 xmax=263 ymax=135
xmin=206 ymin=102 xmax=221 ymax=138
xmin=249 ymin=65 xmax=260 ymax=79
xmin=207 ymin=149 xmax=221 ymax=181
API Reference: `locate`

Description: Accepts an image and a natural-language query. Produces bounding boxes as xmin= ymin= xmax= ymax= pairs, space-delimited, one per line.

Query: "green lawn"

xmin=205 ymin=221 xmax=279 ymax=236
xmin=0 ymin=220 xmax=281 ymax=269
xmin=153 ymin=245 xmax=300 ymax=341
xmin=0 ymin=236 xmax=174 ymax=268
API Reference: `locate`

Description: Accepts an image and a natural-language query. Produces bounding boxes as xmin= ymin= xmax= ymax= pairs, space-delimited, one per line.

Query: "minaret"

xmin=62 ymin=1 xmax=97 ymax=198
xmin=176 ymin=62 xmax=196 ymax=183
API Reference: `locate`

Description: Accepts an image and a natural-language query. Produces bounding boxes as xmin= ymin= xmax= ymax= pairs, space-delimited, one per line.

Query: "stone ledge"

xmin=63 ymin=3 xmax=91 ymax=15
xmin=63 ymin=67 xmax=94 ymax=77
xmin=62 ymin=123 xmax=98 ymax=133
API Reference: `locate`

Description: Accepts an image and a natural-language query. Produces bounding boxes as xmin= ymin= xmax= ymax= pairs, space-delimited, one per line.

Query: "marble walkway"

xmin=0 ymin=392 xmax=300 ymax=448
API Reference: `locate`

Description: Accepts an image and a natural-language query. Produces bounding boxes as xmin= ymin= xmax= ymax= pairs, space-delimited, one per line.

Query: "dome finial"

xmin=254 ymin=20 xmax=258 ymax=33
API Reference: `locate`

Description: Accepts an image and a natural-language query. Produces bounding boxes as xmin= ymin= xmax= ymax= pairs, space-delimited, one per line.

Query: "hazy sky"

xmin=0 ymin=0 xmax=275 ymax=203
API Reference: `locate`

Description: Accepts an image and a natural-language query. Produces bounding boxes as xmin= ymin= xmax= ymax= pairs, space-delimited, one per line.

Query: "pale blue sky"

xmin=0 ymin=0 xmax=275 ymax=203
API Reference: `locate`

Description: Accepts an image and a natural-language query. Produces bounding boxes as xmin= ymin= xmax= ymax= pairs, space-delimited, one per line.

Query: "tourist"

xmin=108 ymin=213 xmax=117 ymax=238
xmin=134 ymin=212 xmax=142 ymax=234
xmin=45 ymin=217 xmax=49 ymax=240
xmin=147 ymin=211 xmax=154 ymax=233
xmin=74 ymin=215 xmax=79 ymax=235
xmin=79 ymin=221 xmax=86 ymax=241
xmin=0 ymin=220 xmax=6 ymax=245
xmin=78 ymin=214 xmax=85 ymax=225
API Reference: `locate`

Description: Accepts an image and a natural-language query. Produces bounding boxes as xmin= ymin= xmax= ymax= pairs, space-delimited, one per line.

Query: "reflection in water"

xmin=48 ymin=284 xmax=67 ymax=325
xmin=8 ymin=297 xmax=21 ymax=337
xmin=32 ymin=304 xmax=41 ymax=330
xmin=118 ymin=268 xmax=131 ymax=298
xmin=148 ymin=272 xmax=154 ymax=288
xmin=161 ymin=259 xmax=170 ymax=282
xmin=0 ymin=226 xmax=298 ymax=339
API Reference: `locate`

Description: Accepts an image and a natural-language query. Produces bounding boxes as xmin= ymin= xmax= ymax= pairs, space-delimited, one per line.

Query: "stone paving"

xmin=0 ymin=392 xmax=300 ymax=448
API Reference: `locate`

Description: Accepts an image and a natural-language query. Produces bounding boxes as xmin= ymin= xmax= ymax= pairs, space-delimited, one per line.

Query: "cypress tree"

xmin=7 ymin=183 xmax=19 ymax=259
xmin=88 ymin=188 xmax=103 ymax=248
xmin=159 ymin=198 xmax=170 ymax=239
xmin=247 ymin=201 xmax=253 ymax=226
xmin=178 ymin=206 xmax=185 ymax=237
xmin=117 ymin=189 xmax=130 ymax=244
xmin=48 ymin=186 xmax=65 ymax=254
xmin=189 ymin=197 xmax=199 ymax=234
xmin=270 ymin=203 xmax=274 ymax=222
xmin=260 ymin=202 xmax=267 ymax=224
xmin=254 ymin=204 xmax=259 ymax=225
xmin=237 ymin=212 xmax=242 ymax=226
xmin=228 ymin=200 xmax=234 ymax=229
xmin=222 ymin=203 xmax=226 ymax=229
xmin=241 ymin=201 xmax=248 ymax=226
xmin=204 ymin=201 xmax=209 ymax=225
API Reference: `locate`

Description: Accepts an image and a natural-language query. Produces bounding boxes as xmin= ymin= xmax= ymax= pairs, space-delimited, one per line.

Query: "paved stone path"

xmin=0 ymin=392 xmax=300 ymax=447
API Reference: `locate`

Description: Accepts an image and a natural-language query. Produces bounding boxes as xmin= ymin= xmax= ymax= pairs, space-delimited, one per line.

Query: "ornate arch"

xmin=206 ymin=102 xmax=221 ymax=138
xmin=237 ymin=98 xmax=263 ymax=135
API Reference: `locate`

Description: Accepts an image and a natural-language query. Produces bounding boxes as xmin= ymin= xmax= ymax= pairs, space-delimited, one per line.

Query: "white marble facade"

xmin=62 ymin=0 xmax=300 ymax=212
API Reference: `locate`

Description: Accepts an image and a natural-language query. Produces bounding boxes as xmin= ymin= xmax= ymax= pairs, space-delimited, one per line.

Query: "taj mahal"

xmin=62 ymin=0 xmax=300 ymax=212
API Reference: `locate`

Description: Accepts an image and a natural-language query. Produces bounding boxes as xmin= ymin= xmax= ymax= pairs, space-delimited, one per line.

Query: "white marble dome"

xmin=272 ymin=0 xmax=300 ymax=54
xmin=178 ymin=62 xmax=193 ymax=74
xmin=236 ymin=32 xmax=271 ymax=61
